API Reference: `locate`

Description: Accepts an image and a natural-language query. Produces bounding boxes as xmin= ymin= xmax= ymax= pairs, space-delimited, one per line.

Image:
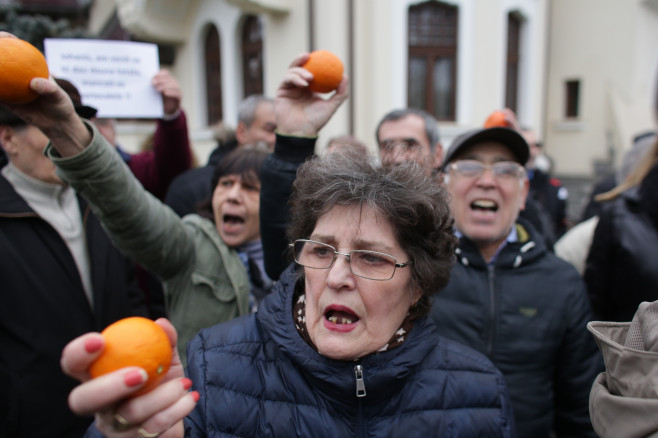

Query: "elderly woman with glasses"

xmin=11 ymin=48 xmax=517 ymax=436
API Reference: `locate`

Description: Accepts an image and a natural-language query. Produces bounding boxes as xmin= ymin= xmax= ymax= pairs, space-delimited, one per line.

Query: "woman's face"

xmin=212 ymin=173 xmax=261 ymax=247
xmin=304 ymin=205 xmax=421 ymax=360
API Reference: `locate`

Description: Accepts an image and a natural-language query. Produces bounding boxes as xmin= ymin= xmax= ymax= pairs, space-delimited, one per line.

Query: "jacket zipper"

xmin=354 ymin=363 xmax=366 ymax=436
xmin=354 ymin=364 xmax=366 ymax=397
xmin=486 ymin=265 xmax=496 ymax=357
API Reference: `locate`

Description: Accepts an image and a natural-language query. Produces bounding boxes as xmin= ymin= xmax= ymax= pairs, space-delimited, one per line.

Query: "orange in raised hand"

xmin=303 ymin=50 xmax=344 ymax=93
xmin=0 ymin=37 xmax=49 ymax=104
xmin=89 ymin=317 xmax=172 ymax=397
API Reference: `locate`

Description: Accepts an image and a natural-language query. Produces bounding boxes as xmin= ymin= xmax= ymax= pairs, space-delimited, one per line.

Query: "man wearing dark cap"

xmin=429 ymin=127 xmax=601 ymax=437
xmin=0 ymin=89 xmax=148 ymax=437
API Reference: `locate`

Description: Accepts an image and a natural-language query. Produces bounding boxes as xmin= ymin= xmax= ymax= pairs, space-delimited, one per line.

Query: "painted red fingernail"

xmin=84 ymin=337 xmax=103 ymax=353
xmin=190 ymin=391 xmax=200 ymax=402
xmin=181 ymin=378 xmax=192 ymax=391
xmin=124 ymin=369 xmax=147 ymax=387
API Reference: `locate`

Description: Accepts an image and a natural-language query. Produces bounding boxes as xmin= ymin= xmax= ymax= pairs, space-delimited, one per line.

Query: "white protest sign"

xmin=44 ymin=39 xmax=163 ymax=118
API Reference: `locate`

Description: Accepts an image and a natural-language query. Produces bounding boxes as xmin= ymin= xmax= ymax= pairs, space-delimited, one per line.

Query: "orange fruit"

xmin=484 ymin=110 xmax=513 ymax=129
xmin=303 ymin=50 xmax=344 ymax=93
xmin=0 ymin=38 xmax=49 ymax=104
xmin=89 ymin=317 xmax=172 ymax=397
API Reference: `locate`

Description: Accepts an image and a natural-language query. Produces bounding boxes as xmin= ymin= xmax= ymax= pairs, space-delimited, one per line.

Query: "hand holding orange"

xmin=302 ymin=50 xmax=344 ymax=93
xmin=0 ymin=37 xmax=49 ymax=104
xmin=89 ymin=317 xmax=172 ymax=397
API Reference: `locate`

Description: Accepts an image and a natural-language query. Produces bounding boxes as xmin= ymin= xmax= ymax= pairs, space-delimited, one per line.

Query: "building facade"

xmin=71 ymin=0 xmax=658 ymax=218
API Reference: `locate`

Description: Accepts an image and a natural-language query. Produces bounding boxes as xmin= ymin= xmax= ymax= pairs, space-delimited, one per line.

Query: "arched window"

xmin=505 ymin=12 xmax=522 ymax=113
xmin=204 ymin=24 xmax=223 ymax=125
xmin=241 ymin=15 xmax=264 ymax=97
xmin=408 ymin=1 xmax=458 ymax=121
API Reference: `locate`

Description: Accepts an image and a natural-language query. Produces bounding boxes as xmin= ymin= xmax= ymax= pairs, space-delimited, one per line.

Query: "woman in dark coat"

xmin=63 ymin=150 xmax=516 ymax=438
xmin=585 ymin=137 xmax=658 ymax=322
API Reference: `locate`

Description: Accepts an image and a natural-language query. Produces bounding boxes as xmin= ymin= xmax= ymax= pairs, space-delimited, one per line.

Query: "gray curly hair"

xmin=287 ymin=149 xmax=456 ymax=316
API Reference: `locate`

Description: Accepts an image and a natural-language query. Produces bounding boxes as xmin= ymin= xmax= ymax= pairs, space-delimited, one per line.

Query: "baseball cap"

xmin=442 ymin=127 xmax=530 ymax=170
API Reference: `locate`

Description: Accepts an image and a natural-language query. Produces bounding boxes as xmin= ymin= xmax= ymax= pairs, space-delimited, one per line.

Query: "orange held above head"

xmin=89 ymin=317 xmax=173 ymax=397
xmin=0 ymin=36 xmax=49 ymax=104
xmin=302 ymin=50 xmax=344 ymax=93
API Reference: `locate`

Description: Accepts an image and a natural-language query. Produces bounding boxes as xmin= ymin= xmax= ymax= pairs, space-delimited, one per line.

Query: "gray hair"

xmin=287 ymin=149 xmax=456 ymax=316
xmin=238 ymin=94 xmax=274 ymax=127
xmin=375 ymin=108 xmax=441 ymax=152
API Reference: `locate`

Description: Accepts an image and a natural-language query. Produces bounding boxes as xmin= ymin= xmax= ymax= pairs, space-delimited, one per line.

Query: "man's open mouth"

xmin=471 ymin=199 xmax=498 ymax=212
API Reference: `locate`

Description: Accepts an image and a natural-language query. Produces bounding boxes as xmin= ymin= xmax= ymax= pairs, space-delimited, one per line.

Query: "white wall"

xmin=546 ymin=0 xmax=658 ymax=177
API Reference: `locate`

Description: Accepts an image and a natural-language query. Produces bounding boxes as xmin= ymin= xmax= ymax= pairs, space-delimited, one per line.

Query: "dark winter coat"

xmin=0 ymin=175 xmax=147 ymax=438
xmin=585 ymin=163 xmax=658 ymax=322
xmin=259 ymin=135 xmax=316 ymax=281
xmin=184 ymin=265 xmax=517 ymax=437
xmin=431 ymin=218 xmax=600 ymax=438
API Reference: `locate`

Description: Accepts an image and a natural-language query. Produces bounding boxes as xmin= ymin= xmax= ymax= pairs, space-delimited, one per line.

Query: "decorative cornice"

xmin=225 ymin=0 xmax=290 ymax=15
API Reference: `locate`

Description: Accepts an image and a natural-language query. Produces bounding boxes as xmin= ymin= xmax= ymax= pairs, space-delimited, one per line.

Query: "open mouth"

xmin=223 ymin=214 xmax=245 ymax=225
xmin=471 ymin=199 xmax=498 ymax=212
xmin=325 ymin=309 xmax=359 ymax=325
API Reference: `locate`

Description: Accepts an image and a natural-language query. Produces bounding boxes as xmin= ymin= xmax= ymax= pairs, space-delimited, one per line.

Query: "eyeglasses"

xmin=289 ymin=239 xmax=413 ymax=281
xmin=379 ymin=138 xmax=422 ymax=153
xmin=446 ymin=160 xmax=526 ymax=180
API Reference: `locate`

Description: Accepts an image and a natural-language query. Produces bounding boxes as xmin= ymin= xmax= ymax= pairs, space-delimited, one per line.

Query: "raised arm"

xmin=260 ymin=53 xmax=349 ymax=279
xmin=132 ymin=69 xmax=193 ymax=200
xmin=0 ymin=33 xmax=195 ymax=282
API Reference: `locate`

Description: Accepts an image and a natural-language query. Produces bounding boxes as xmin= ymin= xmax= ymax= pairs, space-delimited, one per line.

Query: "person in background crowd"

xmin=580 ymin=130 xmax=656 ymax=222
xmin=261 ymin=107 xmax=443 ymax=282
xmin=0 ymin=78 xmax=147 ymax=437
xmin=375 ymin=107 xmax=443 ymax=174
xmin=522 ymin=127 xmax=569 ymax=239
xmin=91 ymin=69 xmax=192 ymax=201
xmin=482 ymin=108 xmax=561 ymax=249
xmin=430 ymin=126 xmax=600 ymax=437
xmin=555 ymin=132 xmax=654 ymax=275
xmin=584 ymin=135 xmax=658 ymax=322
xmin=324 ymin=133 xmax=369 ymax=156
xmin=165 ymin=95 xmax=276 ymax=218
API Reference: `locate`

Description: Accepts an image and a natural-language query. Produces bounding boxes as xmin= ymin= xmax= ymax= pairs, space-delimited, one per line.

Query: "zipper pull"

xmin=354 ymin=364 xmax=366 ymax=398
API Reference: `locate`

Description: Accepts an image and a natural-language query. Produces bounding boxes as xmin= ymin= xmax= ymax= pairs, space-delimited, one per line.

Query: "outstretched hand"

xmin=275 ymin=52 xmax=349 ymax=137
xmin=61 ymin=318 xmax=196 ymax=438
xmin=0 ymin=31 xmax=91 ymax=156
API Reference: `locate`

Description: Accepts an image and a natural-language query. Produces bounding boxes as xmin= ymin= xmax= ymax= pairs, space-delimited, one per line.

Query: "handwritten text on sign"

xmin=44 ymin=39 xmax=163 ymax=118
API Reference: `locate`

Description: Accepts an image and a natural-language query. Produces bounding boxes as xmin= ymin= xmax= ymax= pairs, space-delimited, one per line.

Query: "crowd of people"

xmin=1 ymin=28 xmax=658 ymax=438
